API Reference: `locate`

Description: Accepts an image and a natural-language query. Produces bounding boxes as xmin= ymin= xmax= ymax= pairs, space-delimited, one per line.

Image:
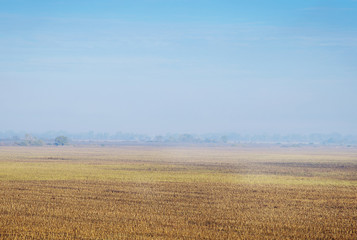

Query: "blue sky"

xmin=1 ymin=0 xmax=357 ymax=134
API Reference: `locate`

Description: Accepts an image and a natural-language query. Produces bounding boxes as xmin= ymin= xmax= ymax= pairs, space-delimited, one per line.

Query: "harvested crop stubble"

xmin=0 ymin=181 xmax=356 ymax=239
xmin=0 ymin=146 xmax=356 ymax=239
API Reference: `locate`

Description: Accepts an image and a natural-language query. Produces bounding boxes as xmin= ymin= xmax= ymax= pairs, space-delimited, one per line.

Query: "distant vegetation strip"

xmin=1 ymin=131 xmax=357 ymax=146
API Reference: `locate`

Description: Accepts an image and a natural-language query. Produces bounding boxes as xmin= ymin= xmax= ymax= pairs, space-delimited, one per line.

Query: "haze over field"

xmin=1 ymin=0 xmax=357 ymax=135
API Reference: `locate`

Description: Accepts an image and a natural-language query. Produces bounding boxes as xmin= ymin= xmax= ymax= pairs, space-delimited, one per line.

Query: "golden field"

xmin=0 ymin=146 xmax=356 ymax=239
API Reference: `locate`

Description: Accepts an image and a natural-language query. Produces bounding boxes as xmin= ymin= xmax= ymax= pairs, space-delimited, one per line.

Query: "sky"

xmin=1 ymin=0 xmax=357 ymax=135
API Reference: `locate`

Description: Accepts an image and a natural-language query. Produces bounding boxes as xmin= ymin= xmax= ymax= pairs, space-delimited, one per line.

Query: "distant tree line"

xmin=0 ymin=131 xmax=356 ymax=146
xmin=16 ymin=134 xmax=44 ymax=146
xmin=10 ymin=134 xmax=69 ymax=146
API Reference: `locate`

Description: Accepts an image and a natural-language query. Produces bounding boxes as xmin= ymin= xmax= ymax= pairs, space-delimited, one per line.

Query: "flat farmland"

xmin=0 ymin=146 xmax=356 ymax=239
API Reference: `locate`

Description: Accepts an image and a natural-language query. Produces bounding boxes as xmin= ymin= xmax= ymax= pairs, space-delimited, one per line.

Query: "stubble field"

xmin=0 ymin=146 xmax=356 ymax=239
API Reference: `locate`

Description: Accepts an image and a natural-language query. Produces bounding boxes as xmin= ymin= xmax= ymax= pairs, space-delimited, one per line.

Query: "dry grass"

xmin=0 ymin=146 xmax=356 ymax=239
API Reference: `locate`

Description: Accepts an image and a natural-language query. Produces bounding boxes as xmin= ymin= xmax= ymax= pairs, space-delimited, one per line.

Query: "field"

xmin=0 ymin=146 xmax=356 ymax=239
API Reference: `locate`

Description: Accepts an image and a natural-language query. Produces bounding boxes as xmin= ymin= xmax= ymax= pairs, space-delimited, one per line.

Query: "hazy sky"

xmin=1 ymin=0 xmax=356 ymax=134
